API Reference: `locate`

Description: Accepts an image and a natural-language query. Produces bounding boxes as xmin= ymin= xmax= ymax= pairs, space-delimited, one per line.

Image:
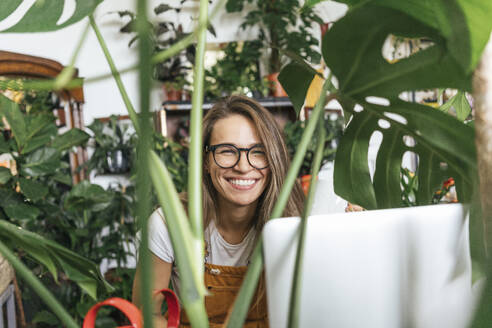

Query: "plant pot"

xmin=300 ymin=174 xmax=312 ymax=196
xmin=266 ymin=72 xmax=288 ymax=98
xmin=106 ymin=149 xmax=131 ymax=174
xmin=163 ymin=85 xmax=183 ymax=102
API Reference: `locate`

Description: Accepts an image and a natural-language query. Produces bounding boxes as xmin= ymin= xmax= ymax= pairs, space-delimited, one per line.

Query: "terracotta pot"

xmin=301 ymin=174 xmax=312 ymax=196
xmin=266 ymin=72 xmax=288 ymax=97
xmin=163 ymin=85 xmax=182 ymax=102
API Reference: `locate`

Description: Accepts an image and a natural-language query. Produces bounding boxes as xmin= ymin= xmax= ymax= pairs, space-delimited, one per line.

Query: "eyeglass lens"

xmin=213 ymin=144 xmax=268 ymax=169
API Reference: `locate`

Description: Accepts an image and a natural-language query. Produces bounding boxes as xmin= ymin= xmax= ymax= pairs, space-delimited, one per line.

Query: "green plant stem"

xmin=188 ymin=0 xmax=208 ymax=272
xmin=54 ymin=20 xmax=90 ymax=90
xmin=227 ymin=80 xmax=333 ymax=328
xmin=148 ymin=151 xmax=208 ymax=326
xmin=288 ymin=117 xmax=326 ymax=328
xmin=89 ymin=15 xmax=140 ymax=135
xmin=0 ymin=241 xmax=78 ymax=328
xmin=135 ymin=0 xmax=154 ymax=326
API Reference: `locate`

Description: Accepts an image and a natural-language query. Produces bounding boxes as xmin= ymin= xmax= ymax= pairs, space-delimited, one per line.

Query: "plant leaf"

xmin=0 ymin=167 xmax=12 ymax=184
xmin=334 ymin=99 xmax=476 ymax=209
xmin=0 ymin=94 xmax=27 ymax=151
xmin=21 ymin=147 xmax=61 ymax=177
xmin=51 ymin=128 xmax=90 ymax=151
xmin=0 ymin=0 xmax=104 ymax=33
xmin=454 ymin=91 xmax=472 ymax=121
xmin=278 ymin=62 xmax=316 ymax=116
xmin=0 ymin=0 xmax=22 ymax=21
xmin=322 ymin=5 xmax=472 ymax=100
xmin=3 ymin=203 xmax=41 ymax=221
xmin=0 ymin=220 xmax=113 ymax=299
xmin=64 ymin=181 xmax=112 ymax=212
xmin=19 ymin=178 xmax=49 ymax=202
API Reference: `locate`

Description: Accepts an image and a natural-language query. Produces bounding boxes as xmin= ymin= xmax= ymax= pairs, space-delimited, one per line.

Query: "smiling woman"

xmin=132 ymin=95 xmax=304 ymax=327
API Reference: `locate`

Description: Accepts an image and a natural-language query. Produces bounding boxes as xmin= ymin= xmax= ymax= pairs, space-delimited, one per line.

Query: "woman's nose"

xmin=234 ymin=152 xmax=252 ymax=172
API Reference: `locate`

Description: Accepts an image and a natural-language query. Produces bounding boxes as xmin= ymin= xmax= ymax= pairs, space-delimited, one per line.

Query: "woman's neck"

xmin=216 ymin=199 xmax=257 ymax=244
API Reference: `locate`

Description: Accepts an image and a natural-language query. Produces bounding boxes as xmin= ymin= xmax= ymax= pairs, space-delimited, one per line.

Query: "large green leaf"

xmin=0 ymin=94 xmax=27 ymax=151
xmin=0 ymin=0 xmax=104 ymax=33
xmin=322 ymin=5 xmax=471 ymax=100
xmin=51 ymin=128 xmax=90 ymax=151
xmin=0 ymin=136 xmax=10 ymax=153
xmin=22 ymin=116 xmax=58 ymax=155
xmin=21 ymin=147 xmax=61 ymax=177
xmin=0 ymin=220 xmax=113 ymax=299
xmin=19 ymin=178 xmax=49 ymax=202
xmin=334 ymin=98 xmax=476 ymax=209
xmin=0 ymin=0 xmax=22 ymax=21
xmin=64 ymin=181 xmax=113 ymax=212
xmin=278 ymin=62 xmax=316 ymax=116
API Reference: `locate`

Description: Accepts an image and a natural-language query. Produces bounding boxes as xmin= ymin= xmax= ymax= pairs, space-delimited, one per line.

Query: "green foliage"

xmin=283 ymin=114 xmax=343 ymax=176
xmin=226 ymin=0 xmax=322 ymax=73
xmin=205 ymin=41 xmax=269 ymax=100
xmin=115 ymin=2 xmax=195 ymax=85
xmin=0 ymin=0 xmax=103 ymax=33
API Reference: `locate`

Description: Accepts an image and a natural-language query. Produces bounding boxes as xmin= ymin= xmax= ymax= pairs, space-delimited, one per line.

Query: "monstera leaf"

xmin=0 ymin=220 xmax=113 ymax=299
xmin=0 ymin=0 xmax=103 ymax=33
xmin=279 ymin=1 xmax=489 ymax=209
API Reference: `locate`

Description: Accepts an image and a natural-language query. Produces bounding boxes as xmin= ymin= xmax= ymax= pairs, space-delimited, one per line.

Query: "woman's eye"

xmin=218 ymin=149 xmax=236 ymax=154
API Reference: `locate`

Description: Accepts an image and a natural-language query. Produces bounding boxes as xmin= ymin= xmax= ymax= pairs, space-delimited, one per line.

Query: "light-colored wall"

xmin=0 ymin=0 xmax=346 ymax=125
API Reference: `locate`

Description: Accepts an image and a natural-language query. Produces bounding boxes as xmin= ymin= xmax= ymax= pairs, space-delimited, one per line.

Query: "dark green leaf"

xmin=19 ymin=178 xmax=49 ymax=201
xmin=322 ymin=5 xmax=472 ymax=100
xmin=278 ymin=62 xmax=316 ymax=116
xmin=51 ymin=128 xmax=90 ymax=151
xmin=0 ymin=94 xmax=27 ymax=151
xmin=64 ymin=181 xmax=112 ymax=212
xmin=21 ymin=147 xmax=61 ymax=177
xmin=53 ymin=172 xmax=72 ymax=186
xmin=0 ymin=0 xmax=104 ymax=33
xmin=0 ymin=220 xmax=114 ymax=299
xmin=3 ymin=203 xmax=41 ymax=221
xmin=207 ymin=24 xmax=217 ymax=37
xmin=0 ymin=167 xmax=12 ymax=184
xmin=33 ymin=310 xmax=59 ymax=325
xmin=0 ymin=135 xmax=10 ymax=153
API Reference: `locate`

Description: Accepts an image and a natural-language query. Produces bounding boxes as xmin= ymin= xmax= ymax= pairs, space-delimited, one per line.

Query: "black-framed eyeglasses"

xmin=205 ymin=143 xmax=268 ymax=170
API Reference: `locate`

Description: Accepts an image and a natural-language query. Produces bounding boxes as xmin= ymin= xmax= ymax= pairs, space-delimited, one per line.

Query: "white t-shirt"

xmin=147 ymin=208 xmax=257 ymax=296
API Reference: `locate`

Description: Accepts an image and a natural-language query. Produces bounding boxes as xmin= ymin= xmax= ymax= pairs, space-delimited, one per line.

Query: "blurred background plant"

xmin=204 ymin=40 xmax=269 ymax=100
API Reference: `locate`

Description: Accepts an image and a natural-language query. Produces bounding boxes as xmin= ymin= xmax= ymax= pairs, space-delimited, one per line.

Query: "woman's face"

xmin=207 ymin=114 xmax=270 ymax=209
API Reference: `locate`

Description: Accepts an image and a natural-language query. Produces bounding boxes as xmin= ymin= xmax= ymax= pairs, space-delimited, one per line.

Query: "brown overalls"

xmin=179 ymin=262 xmax=269 ymax=327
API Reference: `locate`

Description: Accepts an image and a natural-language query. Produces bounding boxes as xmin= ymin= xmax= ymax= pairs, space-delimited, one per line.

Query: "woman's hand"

xmin=345 ymin=202 xmax=365 ymax=212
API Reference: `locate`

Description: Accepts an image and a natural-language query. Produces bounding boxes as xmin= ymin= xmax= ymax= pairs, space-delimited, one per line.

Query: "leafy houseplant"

xmin=117 ymin=3 xmax=195 ymax=100
xmin=84 ymin=115 xmax=135 ymax=175
xmin=204 ymin=40 xmax=269 ymax=100
xmin=225 ymin=0 xmax=323 ymax=93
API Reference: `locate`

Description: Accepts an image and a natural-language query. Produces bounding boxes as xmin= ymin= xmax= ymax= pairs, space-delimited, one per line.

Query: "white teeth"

xmin=230 ymin=179 xmax=255 ymax=186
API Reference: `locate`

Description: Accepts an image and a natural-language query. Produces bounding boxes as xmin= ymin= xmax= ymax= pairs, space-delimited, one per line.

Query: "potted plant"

xmin=83 ymin=116 xmax=135 ymax=175
xmin=116 ymin=3 xmax=195 ymax=101
xmin=204 ymin=40 xmax=269 ymax=100
xmin=225 ymin=0 xmax=323 ymax=97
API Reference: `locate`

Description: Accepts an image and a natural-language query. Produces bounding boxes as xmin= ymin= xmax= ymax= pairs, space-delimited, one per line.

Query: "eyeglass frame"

xmin=205 ymin=143 xmax=269 ymax=170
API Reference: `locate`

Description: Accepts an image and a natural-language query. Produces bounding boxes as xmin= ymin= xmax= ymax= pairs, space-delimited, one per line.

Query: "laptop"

xmin=262 ymin=204 xmax=478 ymax=328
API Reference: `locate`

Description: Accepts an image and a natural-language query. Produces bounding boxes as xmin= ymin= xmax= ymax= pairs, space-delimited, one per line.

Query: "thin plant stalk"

xmin=54 ymin=20 xmax=90 ymax=90
xmin=188 ymin=0 xmax=209 ymax=272
xmin=149 ymin=151 xmax=209 ymax=327
xmin=288 ymin=117 xmax=326 ymax=328
xmin=0 ymin=241 xmax=78 ymax=328
xmin=135 ymin=0 xmax=154 ymax=325
xmin=226 ymin=80 xmax=333 ymax=327
xmin=89 ymin=15 xmax=141 ymax=135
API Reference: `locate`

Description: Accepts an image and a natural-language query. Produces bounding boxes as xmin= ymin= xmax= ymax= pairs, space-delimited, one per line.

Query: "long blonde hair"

xmin=202 ymin=95 xmax=304 ymax=231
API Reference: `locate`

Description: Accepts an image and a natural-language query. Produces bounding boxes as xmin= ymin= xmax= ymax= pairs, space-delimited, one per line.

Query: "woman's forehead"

xmin=210 ymin=114 xmax=261 ymax=145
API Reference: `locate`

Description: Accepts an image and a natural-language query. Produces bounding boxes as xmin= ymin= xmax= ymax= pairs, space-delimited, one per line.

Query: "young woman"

xmin=132 ymin=95 xmax=304 ymax=327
